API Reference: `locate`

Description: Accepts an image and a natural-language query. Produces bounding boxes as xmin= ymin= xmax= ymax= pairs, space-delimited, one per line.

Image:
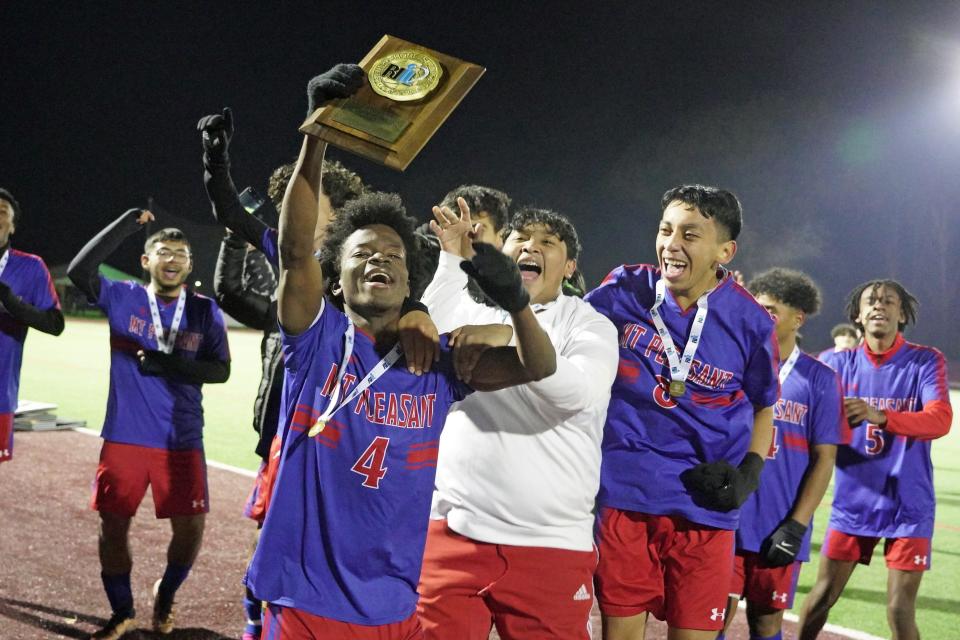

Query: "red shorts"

xmin=822 ymin=527 xmax=931 ymax=570
xmin=418 ymin=519 xmax=597 ymax=640
xmin=262 ymin=605 xmax=421 ymax=640
xmin=0 ymin=412 xmax=12 ymax=463
xmin=244 ymin=434 xmax=282 ymax=524
xmin=90 ymin=441 xmax=209 ymax=518
xmin=730 ymin=551 xmax=802 ymax=609
xmin=595 ymin=508 xmax=734 ymax=630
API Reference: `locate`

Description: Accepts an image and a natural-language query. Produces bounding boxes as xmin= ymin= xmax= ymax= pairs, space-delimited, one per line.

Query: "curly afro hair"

xmin=317 ymin=192 xmax=428 ymax=306
xmin=267 ymin=159 xmax=367 ymax=212
xmin=746 ymin=268 xmax=821 ymax=315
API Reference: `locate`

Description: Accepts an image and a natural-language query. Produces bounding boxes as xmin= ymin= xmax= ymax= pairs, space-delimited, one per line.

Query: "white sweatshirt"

xmin=422 ymin=251 xmax=619 ymax=551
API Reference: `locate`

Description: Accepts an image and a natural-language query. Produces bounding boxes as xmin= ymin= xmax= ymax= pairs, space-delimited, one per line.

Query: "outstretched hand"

xmin=307 ymin=64 xmax=365 ymax=115
xmin=126 ymin=209 xmax=154 ymax=225
xmin=430 ymin=196 xmax=482 ymax=258
xmin=197 ymin=107 xmax=234 ymax=163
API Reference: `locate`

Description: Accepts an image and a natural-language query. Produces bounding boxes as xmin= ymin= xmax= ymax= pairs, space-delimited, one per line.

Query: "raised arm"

xmin=198 ymin=107 xmax=272 ymax=249
xmin=213 ymin=233 xmax=275 ymax=330
xmin=68 ymin=208 xmax=153 ymax=301
xmin=278 ymin=65 xmax=364 ymax=334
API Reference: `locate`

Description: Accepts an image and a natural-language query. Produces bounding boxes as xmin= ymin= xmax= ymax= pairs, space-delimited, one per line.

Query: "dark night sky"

xmin=3 ymin=2 xmax=959 ymax=357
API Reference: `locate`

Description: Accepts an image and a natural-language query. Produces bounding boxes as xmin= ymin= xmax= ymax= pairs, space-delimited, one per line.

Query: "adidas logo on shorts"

xmin=572 ymin=584 xmax=591 ymax=601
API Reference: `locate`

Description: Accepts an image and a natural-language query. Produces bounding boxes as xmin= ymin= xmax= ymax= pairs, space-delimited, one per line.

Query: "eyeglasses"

xmin=154 ymin=248 xmax=192 ymax=263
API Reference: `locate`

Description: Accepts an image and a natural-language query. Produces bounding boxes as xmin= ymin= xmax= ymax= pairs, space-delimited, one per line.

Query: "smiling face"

xmin=0 ymin=198 xmax=16 ymax=246
xmin=501 ymin=223 xmax=576 ymax=305
xmin=141 ymin=240 xmax=193 ymax=295
xmin=856 ymin=284 xmax=905 ymax=342
xmin=656 ymin=201 xmax=736 ymax=304
xmin=334 ymin=224 xmax=410 ymax=316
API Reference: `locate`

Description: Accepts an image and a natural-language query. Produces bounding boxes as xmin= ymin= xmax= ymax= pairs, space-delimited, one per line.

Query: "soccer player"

xmin=584 ymin=185 xmax=779 ymax=640
xmin=417 ymin=200 xmax=618 ymax=639
xmin=68 ymin=209 xmax=230 ymax=639
xmin=199 ymin=98 xmax=438 ymax=640
xmin=243 ymin=63 xmax=558 ymax=639
xmin=716 ymin=268 xmax=846 ymax=640
xmin=797 ymin=280 xmax=952 ymax=640
xmin=0 ymin=188 xmax=64 ymax=464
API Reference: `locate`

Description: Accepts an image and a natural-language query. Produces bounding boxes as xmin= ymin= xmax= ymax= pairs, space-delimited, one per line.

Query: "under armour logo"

xmin=914 ymin=555 xmax=927 ymax=565
xmin=572 ymin=584 xmax=591 ymax=601
xmin=710 ymin=607 xmax=725 ymax=621
xmin=772 ymin=591 xmax=788 ymax=603
xmin=192 ymin=499 xmax=205 ymax=509
xmin=0 ymin=449 xmax=9 ymax=457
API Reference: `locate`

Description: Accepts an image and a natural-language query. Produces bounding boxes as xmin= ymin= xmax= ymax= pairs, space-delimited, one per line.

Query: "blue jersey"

xmin=98 ymin=276 xmax=230 ymax=450
xmin=260 ymin=227 xmax=279 ymax=267
xmin=585 ymin=264 xmax=779 ymax=530
xmin=736 ymin=352 xmax=846 ymax=560
xmin=825 ymin=335 xmax=950 ymax=538
xmin=246 ymin=300 xmax=470 ymax=625
xmin=0 ymin=248 xmax=60 ymax=412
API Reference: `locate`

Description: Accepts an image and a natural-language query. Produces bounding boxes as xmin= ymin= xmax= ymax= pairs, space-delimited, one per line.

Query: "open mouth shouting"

xmin=517 ymin=257 xmax=542 ymax=283
xmin=363 ymin=268 xmax=395 ymax=288
xmin=661 ymin=256 xmax=688 ymax=280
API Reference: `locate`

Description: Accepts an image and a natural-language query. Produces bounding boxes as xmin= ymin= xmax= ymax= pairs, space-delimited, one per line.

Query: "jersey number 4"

xmin=352 ymin=436 xmax=390 ymax=489
xmin=767 ymin=425 xmax=780 ymax=459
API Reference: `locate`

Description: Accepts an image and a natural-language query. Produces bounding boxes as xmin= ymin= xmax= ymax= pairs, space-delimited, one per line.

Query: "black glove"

xmin=197 ymin=107 xmax=234 ymax=165
xmin=761 ymin=519 xmax=808 ymax=567
xmin=681 ymin=452 xmax=764 ymax=512
xmin=307 ymin=64 xmax=365 ymax=115
xmin=459 ymin=243 xmax=530 ymax=313
xmin=138 ymin=350 xmax=166 ymax=376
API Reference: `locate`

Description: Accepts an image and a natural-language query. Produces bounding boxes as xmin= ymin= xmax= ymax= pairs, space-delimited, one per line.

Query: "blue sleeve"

xmin=435 ymin=335 xmax=472 ymax=402
xmin=743 ymin=325 xmax=780 ymax=408
xmin=25 ymin=257 xmax=61 ymax=310
xmin=261 ymin=227 xmax=280 ymax=268
xmin=280 ymin=300 xmax=346 ymax=374
xmin=810 ymin=366 xmax=847 ymax=446
xmin=199 ymin=298 xmax=231 ymax=362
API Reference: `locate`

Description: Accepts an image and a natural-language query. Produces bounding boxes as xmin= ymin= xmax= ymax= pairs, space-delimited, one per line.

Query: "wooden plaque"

xmin=300 ymin=35 xmax=485 ymax=171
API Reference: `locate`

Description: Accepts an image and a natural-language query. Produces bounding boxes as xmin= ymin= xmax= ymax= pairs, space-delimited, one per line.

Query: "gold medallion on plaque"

xmin=668 ymin=380 xmax=686 ymax=398
xmin=368 ymin=49 xmax=443 ymax=102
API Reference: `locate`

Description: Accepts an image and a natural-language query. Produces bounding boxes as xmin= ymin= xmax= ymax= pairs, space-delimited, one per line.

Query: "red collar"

xmin=863 ymin=333 xmax=905 ymax=367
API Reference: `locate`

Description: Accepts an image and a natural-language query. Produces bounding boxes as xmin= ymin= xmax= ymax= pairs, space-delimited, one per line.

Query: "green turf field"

xmin=17 ymin=318 xmax=960 ymax=637
xmin=18 ymin=317 xmax=263 ymax=471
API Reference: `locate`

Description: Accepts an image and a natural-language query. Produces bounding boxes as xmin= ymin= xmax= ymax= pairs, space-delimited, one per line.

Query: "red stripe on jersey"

xmin=691 ymin=389 xmax=745 ymax=407
xmin=406 ymin=447 xmax=439 ymax=464
xmin=783 ymin=432 xmax=809 ymax=451
xmin=109 ymin=334 xmax=142 ymax=355
xmin=408 ymin=439 xmax=439 ymax=450
xmin=617 ymin=358 xmax=641 ymax=382
xmin=405 ymin=461 xmax=437 ymax=470
xmin=291 ymin=404 xmax=320 ymax=431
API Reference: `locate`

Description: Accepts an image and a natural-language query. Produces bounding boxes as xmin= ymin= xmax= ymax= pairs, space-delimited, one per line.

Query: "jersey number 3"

xmin=352 ymin=436 xmax=390 ymax=488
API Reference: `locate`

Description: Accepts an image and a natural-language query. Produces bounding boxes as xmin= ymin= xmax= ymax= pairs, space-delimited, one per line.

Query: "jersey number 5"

xmin=864 ymin=424 xmax=885 ymax=455
xmin=352 ymin=436 xmax=390 ymax=488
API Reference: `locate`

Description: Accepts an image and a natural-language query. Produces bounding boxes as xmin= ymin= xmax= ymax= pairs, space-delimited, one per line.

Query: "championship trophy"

xmin=300 ymin=35 xmax=485 ymax=171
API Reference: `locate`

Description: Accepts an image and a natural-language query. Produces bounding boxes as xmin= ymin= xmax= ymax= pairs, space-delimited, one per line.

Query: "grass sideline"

xmin=17 ymin=318 xmax=960 ymax=637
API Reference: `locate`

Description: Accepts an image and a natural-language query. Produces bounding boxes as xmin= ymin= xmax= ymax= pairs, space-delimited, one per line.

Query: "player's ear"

xmin=795 ymin=310 xmax=806 ymax=330
xmin=330 ymin=280 xmax=342 ymax=297
xmin=563 ymin=258 xmax=577 ymax=280
xmin=140 ymin=253 xmax=150 ymax=270
xmin=715 ymin=239 xmax=737 ymax=266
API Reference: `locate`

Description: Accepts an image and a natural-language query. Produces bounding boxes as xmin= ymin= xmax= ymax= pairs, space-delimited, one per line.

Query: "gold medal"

xmin=668 ymin=380 xmax=686 ymax=397
xmin=368 ymin=49 xmax=443 ymax=102
xmin=307 ymin=419 xmax=327 ymax=438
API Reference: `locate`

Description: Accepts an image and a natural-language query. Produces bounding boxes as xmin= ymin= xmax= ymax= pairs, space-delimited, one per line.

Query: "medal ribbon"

xmin=778 ymin=345 xmax=801 ymax=385
xmin=0 ymin=247 xmax=9 ymax=279
xmin=312 ymin=321 xmax=403 ymax=432
xmin=147 ymin=287 xmax=187 ymax=354
xmin=649 ymin=276 xmax=716 ymax=393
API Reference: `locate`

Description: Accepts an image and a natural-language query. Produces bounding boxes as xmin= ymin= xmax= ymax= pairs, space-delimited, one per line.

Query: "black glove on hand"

xmin=460 ymin=243 xmax=530 ymax=313
xmin=761 ymin=519 xmax=808 ymax=567
xmin=138 ymin=350 xmax=166 ymax=376
xmin=307 ymin=64 xmax=365 ymax=115
xmin=197 ymin=107 xmax=234 ymax=165
xmin=681 ymin=452 xmax=765 ymax=512
xmin=0 ymin=280 xmax=14 ymax=308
